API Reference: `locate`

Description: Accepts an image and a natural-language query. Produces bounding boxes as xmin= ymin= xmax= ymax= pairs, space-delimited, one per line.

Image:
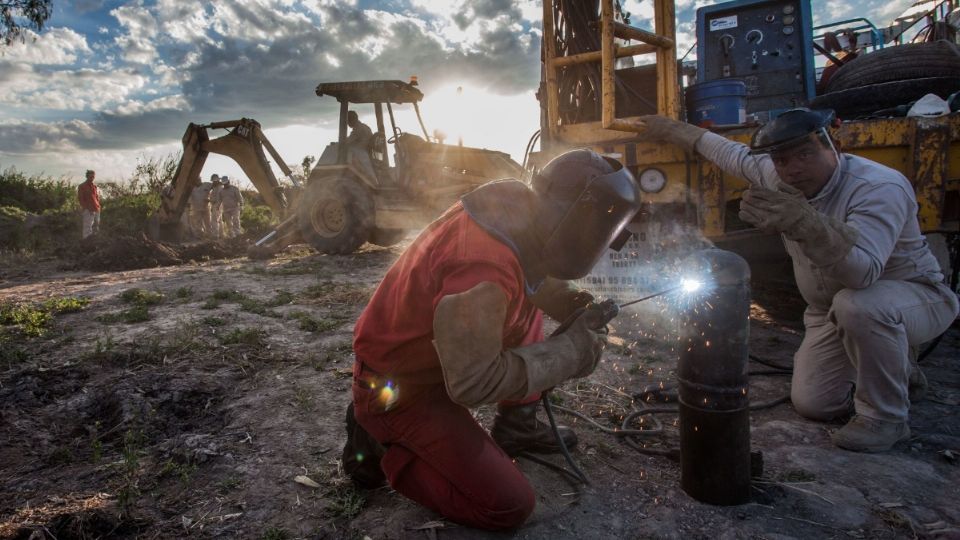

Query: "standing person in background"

xmin=190 ymin=174 xmax=215 ymax=239
xmin=77 ymin=170 xmax=101 ymax=239
xmin=219 ymin=177 xmax=244 ymax=238
xmin=209 ymin=175 xmax=225 ymax=239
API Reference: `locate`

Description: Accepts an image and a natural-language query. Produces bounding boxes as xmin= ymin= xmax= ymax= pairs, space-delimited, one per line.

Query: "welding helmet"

xmin=749 ymin=108 xmax=836 ymax=155
xmin=533 ymin=149 xmax=641 ymax=280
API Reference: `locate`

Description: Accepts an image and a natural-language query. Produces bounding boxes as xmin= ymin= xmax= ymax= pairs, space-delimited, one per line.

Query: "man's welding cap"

xmin=749 ymin=108 xmax=836 ymax=155
xmin=533 ymin=149 xmax=641 ymax=280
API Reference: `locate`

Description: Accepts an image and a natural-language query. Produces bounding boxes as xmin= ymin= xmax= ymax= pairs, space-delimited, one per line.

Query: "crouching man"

xmin=636 ymin=110 xmax=958 ymax=452
xmin=344 ymin=149 xmax=640 ymax=529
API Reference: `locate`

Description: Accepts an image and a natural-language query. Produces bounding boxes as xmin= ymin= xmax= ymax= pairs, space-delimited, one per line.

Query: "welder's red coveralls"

xmin=352 ymin=203 xmax=543 ymax=529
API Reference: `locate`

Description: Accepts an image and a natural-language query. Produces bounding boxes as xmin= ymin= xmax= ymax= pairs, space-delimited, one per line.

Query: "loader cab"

xmin=315 ymin=79 xmax=429 ymax=188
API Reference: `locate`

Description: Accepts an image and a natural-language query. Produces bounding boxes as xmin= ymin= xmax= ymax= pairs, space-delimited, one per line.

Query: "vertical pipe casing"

xmin=678 ymin=248 xmax=751 ymax=505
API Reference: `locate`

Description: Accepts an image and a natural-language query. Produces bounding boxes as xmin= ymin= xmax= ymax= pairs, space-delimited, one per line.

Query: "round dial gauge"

xmin=783 ymin=4 xmax=795 ymax=14
xmin=639 ymin=167 xmax=667 ymax=193
xmin=782 ymin=14 xmax=795 ymax=24
xmin=782 ymin=25 xmax=795 ymax=35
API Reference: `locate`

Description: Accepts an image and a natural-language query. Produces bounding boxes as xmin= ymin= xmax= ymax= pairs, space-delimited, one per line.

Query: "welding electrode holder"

xmin=551 ymin=299 xmax=621 ymax=337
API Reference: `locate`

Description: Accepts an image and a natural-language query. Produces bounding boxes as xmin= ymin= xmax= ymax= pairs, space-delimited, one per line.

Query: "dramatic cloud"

xmin=0 ymin=0 xmax=921 ymax=180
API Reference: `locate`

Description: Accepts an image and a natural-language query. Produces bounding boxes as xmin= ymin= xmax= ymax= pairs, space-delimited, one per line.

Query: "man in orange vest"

xmin=77 ymin=170 xmax=101 ymax=239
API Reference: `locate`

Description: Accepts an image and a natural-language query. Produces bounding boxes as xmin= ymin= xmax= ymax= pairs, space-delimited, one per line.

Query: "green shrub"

xmin=0 ymin=167 xmax=74 ymax=213
xmin=241 ymin=203 xmax=277 ymax=235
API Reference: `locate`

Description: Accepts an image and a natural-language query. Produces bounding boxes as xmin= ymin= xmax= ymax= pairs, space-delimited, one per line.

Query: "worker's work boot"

xmin=908 ymin=345 xmax=928 ymax=403
xmin=342 ymin=403 xmax=387 ymax=489
xmin=831 ymin=414 xmax=911 ymax=453
xmin=491 ymin=402 xmax=578 ymax=457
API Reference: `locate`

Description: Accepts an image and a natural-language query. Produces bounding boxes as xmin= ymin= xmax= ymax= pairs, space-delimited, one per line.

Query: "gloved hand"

xmin=631 ymin=115 xmax=707 ymax=152
xmin=558 ymin=304 xmax=610 ymax=378
xmin=739 ymin=183 xmax=859 ymax=266
xmin=529 ymin=277 xmax=594 ymax=322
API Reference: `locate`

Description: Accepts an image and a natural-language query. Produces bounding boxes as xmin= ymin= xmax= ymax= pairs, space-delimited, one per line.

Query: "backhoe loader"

xmin=149 ymin=79 xmax=523 ymax=257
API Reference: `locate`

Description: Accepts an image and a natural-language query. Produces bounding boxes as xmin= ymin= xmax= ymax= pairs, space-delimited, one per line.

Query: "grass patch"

xmin=119 ymin=288 xmax=164 ymax=306
xmin=97 ymin=304 xmax=151 ymax=324
xmin=326 ymin=485 xmax=366 ymax=519
xmin=261 ymin=528 xmax=291 ymax=540
xmin=174 ymin=287 xmax=194 ymax=299
xmin=302 ymin=281 xmax=372 ymax=305
xmin=293 ymin=385 xmax=314 ymax=410
xmin=220 ymin=327 xmax=267 ymax=347
xmin=0 ymin=296 xmax=90 ymax=337
xmin=201 ymin=316 xmax=226 ymax=326
xmin=203 ymin=289 xmax=289 ymax=316
xmin=245 ymin=258 xmax=331 ymax=277
xmin=287 ymin=310 xmax=348 ymax=333
xmin=158 ymin=459 xmax=198 ymax=484
xmin=217 ymin=475 xmax=243 ymax=494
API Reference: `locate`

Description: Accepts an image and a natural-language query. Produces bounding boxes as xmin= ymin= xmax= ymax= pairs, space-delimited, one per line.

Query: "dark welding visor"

xmin=540 ymin=161 xmax=641 ymax=280
xmin=749 ymin=108 xmax=836 ymax=155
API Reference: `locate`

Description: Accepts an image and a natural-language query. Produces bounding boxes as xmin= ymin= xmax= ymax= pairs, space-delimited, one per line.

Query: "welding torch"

xmin=552 ymin=281 xmax=698 ymax=336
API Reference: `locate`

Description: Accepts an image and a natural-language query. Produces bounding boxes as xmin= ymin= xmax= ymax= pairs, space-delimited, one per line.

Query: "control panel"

xmin=696 ymin=0 xmax=815 ymax=114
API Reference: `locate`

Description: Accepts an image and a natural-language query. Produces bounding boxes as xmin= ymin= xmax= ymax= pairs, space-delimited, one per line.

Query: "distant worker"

xmin=345 ymin=111 xmax=375 ymax=176
xmin=209 ymin=175 xmax=225 ymax=239
xmin=219 ymin=177 xmax=244 ymax=238
xmin=77 ymin=169 xmax=101 ymax=239
xmin=345 ymin=149 xmax=641 ymax=530
xmin=189 ymin=174 xmax=215 ymax=239
xmin=346 ymin=110 xmax=373 ymax=149
xmin=635 ymin=110 xmax=959 ymax=453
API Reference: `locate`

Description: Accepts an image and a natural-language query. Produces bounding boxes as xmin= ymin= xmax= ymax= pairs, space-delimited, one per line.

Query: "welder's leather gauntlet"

xmin=632 ymin=115 xmax=707 ymax=152
xmin=433 ymin=282 xmax=606 ymax=409
xmin=529 ymin=277 xmax=594 ymax=322
xmin=740 ymin=184 xmax=859 ymax=267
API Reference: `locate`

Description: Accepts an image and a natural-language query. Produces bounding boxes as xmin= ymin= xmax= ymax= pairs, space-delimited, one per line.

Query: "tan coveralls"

xmin=209 ymin=183 xmax=224 ymax=239
xmin=189 ymin=182 xmax=212 ymax=238
xmin=698 ymin=132 xmax=958 ymax=423
xmin=219 ymin=185 xmax=244 ymax=238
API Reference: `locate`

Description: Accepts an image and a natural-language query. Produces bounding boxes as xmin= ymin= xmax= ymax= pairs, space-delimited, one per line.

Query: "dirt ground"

xmin=1 ymin=240 xmax=958 ymax=540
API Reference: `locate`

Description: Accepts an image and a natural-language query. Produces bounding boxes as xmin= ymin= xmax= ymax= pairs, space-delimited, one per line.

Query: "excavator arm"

xmin=152 ymin=118 xmax=297 ymax=242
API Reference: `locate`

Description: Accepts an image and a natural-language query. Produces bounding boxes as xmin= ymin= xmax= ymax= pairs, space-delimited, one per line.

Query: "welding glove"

xmin=739 ymin=184 xmax=859 ymax=267
xmin=433 ymin=282 xmax=606 ymax=408
xmin=633 ymin=115 xmax=708 ymax=152
xmin=529 ymin=277 xmax=594 ymax=322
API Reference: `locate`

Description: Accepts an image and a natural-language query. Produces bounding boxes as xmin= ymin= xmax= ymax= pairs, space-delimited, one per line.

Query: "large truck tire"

xmin=824 ymin=41 xmax=960 ymax=94
xmin=297 ymin=176 xmax=373 ymax=254
xmin=810 ymin=76 xmax=960 ymax=118
xmin=369 ymin=228 xmax=408 ymax=247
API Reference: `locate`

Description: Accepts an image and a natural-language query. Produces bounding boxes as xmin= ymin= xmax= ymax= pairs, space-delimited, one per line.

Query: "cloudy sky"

xmin=1 ymin=0 xmax=914 ymax=187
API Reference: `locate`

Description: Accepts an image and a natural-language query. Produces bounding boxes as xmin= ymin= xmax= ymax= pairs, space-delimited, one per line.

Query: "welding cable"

xmin=521 ymin=130 xmax=541 ymax=171
xmin=549 ymin=403 xmax=665 ymax=436
xmin=541 ymin=394 xmax=591 ymax=485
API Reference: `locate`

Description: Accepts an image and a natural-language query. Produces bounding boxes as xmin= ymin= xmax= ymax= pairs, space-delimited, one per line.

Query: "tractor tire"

xmin=369 ymin=228 xmax=408 ymax=247
xmin=810 ymin=76 xmax=960 ymax=118
xmin=297 ymin=176 xmax=373 ymax=254
xmin=824 ymin=41 xmax=960 ymax=94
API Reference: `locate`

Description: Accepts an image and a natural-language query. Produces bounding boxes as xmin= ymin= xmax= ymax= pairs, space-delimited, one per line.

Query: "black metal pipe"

xmin=677 ymin=248 xmax=752 ymax=505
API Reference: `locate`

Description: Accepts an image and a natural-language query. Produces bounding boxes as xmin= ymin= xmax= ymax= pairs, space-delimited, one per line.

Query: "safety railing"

xmin=542 ymin=0 xmax=679 ymax=136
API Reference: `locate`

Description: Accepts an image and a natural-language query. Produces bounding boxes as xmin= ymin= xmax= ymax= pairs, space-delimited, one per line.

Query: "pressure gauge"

xmin=783 ymin=4 xmax=795 ymax=14
xmin=639 ymin=167 xmax=667 ymax=193
xmin=782 ymin=25 xmax=795 ymax=35
xmin=782 ymin=14 xmax=795 ymax=24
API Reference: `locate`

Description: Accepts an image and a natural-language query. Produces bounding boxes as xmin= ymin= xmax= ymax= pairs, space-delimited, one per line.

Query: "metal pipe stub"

xmin=677 ymin=248 xmax=752 ymax=505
